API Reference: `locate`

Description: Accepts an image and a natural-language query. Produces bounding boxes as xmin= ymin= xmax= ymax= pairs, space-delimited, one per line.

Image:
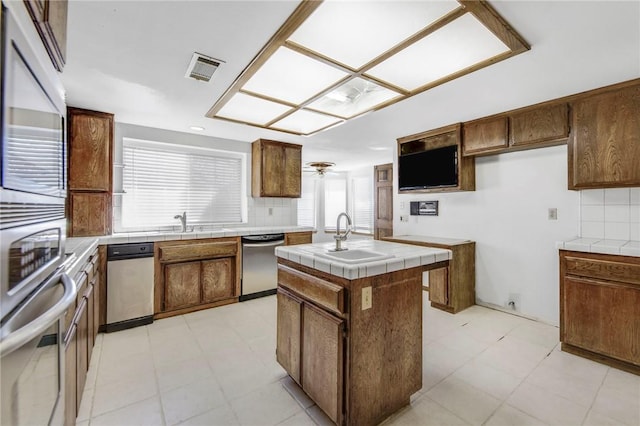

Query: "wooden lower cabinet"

xmin=155 ymin=238 xmax=241 ymax=318
xmin=428 ymin=267 xmax=449 ymax=306
xmin=64 ymin=247 xmax=102 ymax=425
xmin=560 ymin=250 xmax=640 ymax=374
xmin=383 ymin=236 xmax=475 ymax=313
xmin=284 ymin=231 xmax=312 ymax=246
xmin=277 ymin=259 xmax=427 ymax=425
xmin=302 ymin=302 xmax=344 ymax=423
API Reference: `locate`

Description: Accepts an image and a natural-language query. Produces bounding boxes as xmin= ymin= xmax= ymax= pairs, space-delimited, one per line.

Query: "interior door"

xmin=374 ymin=163 xmax=393 ymax=240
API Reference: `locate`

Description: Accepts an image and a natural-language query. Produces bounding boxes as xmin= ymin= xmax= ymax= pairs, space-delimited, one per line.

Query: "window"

xmin=351 ymin=176 xmax=373 ymax=233
xmin=297 ymin=176 xmax=316 ymax=227
xmin=324 ymin=178 xmax=347 ymax=229
xmin=121 ymin=139 xmax=244 ymax=229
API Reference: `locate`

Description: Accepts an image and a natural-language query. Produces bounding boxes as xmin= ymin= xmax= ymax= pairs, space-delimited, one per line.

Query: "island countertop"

xmin=275 ymin=239 xmax=451 ymax=280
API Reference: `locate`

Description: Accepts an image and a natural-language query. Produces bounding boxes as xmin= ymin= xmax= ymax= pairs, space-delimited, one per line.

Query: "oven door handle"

xmin=0 ymin=271 xmax=76 ymax=356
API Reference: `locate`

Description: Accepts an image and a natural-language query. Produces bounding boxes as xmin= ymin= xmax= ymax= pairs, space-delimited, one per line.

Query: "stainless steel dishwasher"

xmin=241 ymin=233 xmax=285 ymax=301
xmin=106 ymin=242 xmax=154 ymax=332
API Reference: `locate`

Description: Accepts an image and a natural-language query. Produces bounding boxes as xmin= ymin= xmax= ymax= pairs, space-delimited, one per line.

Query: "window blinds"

xmin=324 ymin=178 xmax=347 ymax=229
xmin=297 ymin=176 xmax=316 ymax=227
xmin=352 ymin=176 xmax=373 ymax=233
xmin=122 ymin=140 xmax=243 ymax=228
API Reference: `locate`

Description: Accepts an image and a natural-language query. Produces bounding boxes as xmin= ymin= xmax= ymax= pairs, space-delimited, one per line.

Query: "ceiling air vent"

xmin=185 ymin=52 xmax=224 ymax=82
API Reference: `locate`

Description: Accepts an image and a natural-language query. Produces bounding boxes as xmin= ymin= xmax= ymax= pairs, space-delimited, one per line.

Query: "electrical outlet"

xmin=400 ymin=202 xmax=405 ymax=210
xmin=548 ymin=208 xmax=557 ymax=220
xmin=268 ymin=207 xmax=273 ymax=216
xmin=362 ymin=286 xmax=372 ymax=310
xmin=400 ymin=215 xmax=409 ymax=222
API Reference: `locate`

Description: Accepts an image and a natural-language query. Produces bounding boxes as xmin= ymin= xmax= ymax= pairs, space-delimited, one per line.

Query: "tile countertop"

xmin=63 ymin=237 xmax=100 ymax=280
xmin=276 ymin=239 xmax=451 ymax=280
xmin=558 ymin=238 xmax=640 ymax=257
xmin=97 ymin=225 xmax=314 ymax=245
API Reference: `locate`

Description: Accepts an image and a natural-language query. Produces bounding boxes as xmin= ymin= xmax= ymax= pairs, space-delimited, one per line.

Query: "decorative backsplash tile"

xmin=580 ymin=188 xmax=640 ymax=240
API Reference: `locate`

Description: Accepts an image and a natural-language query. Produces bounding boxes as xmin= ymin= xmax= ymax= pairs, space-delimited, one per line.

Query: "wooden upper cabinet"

xmin=252 ymin=139 xmax=302 ymax=198
xmin=24 ymin=0 xmax=68 ymax=71
xmin=510 ymin=103 xmax=569 ymax=147
xmin=568 ymin=83 xmax=640 ymax=189
xmin=68 ymin=108 xmax=114 ymax=191
xmin=462 ymin=117 xmax=508 ymax=156
xmin=68 ymin=192 xmax=111 ymax=236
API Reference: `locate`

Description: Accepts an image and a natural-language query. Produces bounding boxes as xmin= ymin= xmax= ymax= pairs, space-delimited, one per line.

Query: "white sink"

xmin=315 ymin=249 xmax=394 ymax=264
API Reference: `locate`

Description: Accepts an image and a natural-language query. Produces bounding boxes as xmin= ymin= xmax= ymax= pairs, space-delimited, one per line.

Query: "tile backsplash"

xmin=247 ymin=197 xmax=297 ymax=227
xmin=580 ymin=188 xmax=640 ymax=240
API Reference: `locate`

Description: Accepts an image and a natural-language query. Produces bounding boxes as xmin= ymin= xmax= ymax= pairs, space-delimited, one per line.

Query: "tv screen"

xmin=398 ymin=145 xmax=458 ymax=190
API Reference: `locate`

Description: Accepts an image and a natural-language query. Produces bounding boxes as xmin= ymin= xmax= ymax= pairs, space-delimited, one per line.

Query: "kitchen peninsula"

xmin=275 ymin=240 xmax=452 ymax=425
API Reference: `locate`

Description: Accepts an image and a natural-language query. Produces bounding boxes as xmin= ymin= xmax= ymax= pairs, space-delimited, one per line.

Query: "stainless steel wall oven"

xmin=1 ymin=5 xmax=75 ymax=425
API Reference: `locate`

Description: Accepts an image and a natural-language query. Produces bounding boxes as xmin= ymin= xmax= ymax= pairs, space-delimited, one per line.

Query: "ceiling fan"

xmin=304 ymin=162 xmax=336 ymax=177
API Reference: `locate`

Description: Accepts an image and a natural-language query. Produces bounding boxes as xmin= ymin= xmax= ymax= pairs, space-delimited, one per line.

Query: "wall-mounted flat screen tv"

xmin=398 ymin=145 xmax=458 ymax=191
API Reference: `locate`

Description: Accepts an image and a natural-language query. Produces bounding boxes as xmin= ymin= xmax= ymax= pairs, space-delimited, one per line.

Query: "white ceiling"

xmin=62 ymin=1 xmax=640 ymax=172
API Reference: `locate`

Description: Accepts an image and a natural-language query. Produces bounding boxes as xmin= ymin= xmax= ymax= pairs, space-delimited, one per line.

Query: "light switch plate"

xmin=362 ymin=286 xmax=372 ymax=310
xmin=548 ymin=208 xmax=558 ymax=220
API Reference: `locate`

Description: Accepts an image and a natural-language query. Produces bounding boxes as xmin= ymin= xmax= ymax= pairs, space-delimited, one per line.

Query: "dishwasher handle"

xmin=242 ymin=240 xmax=284 ymax=248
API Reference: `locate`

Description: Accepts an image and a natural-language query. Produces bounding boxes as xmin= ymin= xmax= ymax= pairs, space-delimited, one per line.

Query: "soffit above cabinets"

xmin=206 ymin=0 xmax=529 ymax=136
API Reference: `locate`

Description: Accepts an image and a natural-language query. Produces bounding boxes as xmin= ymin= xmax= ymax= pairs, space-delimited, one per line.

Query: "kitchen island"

xmin=275 ymin=240 xmax=451 ymax=426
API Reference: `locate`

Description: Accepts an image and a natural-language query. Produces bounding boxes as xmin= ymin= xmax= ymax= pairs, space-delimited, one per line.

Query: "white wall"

xmin=394 ymin=145 xmax=580 ymax=325
xmin=113 ymin=123 xmax=296 ymax=232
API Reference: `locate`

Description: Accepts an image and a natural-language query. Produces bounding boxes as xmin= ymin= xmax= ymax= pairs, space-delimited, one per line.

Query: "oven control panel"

xmin=8 ymin=228 xmax=60 ymax=289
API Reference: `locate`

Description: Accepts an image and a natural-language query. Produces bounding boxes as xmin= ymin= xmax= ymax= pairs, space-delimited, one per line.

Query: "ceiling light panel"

xmin=367 ymin=13 xmax=510 ymax=91
xmin=216 ymin=92 xmax=292 ymax=125
xmin=307 ymin=77 xmax=401 ymax=118
xmin=288 ymin=1 xmax=459 ymax=69
xmin=272 ymin=109 xmax=342 ymax=135
xmin=241 ymin=47 xmax=348 ymax=105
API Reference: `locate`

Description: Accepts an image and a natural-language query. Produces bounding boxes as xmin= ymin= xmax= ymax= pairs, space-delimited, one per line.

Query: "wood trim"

xmin=206 ymin=0 xmax=322 ymax=118
xmin=158 ymin=241 xmax=238 ymax=263
xmin=154 ymin=297 xmax=238 ymax=320
xmin=459 ymin=0 xmax=530 ymax=53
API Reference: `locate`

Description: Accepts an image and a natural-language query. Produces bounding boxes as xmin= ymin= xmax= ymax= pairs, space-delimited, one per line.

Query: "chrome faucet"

xmin=174 ymin=211 xmax=187 ymax=232
xmin=332 ymin=212 xmax=352 ymax=252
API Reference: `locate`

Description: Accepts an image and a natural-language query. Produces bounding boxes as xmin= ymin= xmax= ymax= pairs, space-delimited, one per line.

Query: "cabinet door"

xmin=302 ymin=303 xmax=344 ymax=424
xmin=374 ymin=163 xmax=393 ymax=240
xmin=563 ymin=276 xmax=640 ymax=364
xmin=462 ymin=117 xmax=508 ymax=156
xmin=428 ymin=267 xmax=448 ymax=306
xmin=68 ymin=192 xmax=111 ymax=237
xmin=262 ymin=142 xmax=284 ymax=196
xmin=68 ymin=110 xmax=113 ymax=191
xmin=282 ymin=145 xmax=301 ymax=197
xmin=285 ymin=232 xmax=312 ymax=246
xmin=164 ymin=262 xmax=201 ymax=311
xmin=201 ymin=257 xmax=235 ymax=303
xmin=75 ymin=299 xmax=89 ymax=412
xmin=510 ymin=103 xmax=569 ymax=147
xmin=276 ymin=289 xmax=302 ymax=384
xmin=569 ymin=84 xmax=640 ymax=188
xmin=64 ymin=325 xmax=77 ymax=426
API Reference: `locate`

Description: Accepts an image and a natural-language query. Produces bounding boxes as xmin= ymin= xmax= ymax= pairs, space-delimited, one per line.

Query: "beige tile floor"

xmin=77 ymin=293 xmax=640 ymax=426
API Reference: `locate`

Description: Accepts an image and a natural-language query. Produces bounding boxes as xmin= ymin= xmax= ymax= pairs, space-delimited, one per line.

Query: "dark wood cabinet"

xmin=24 ymin=0 xmax=68 ymax=71
xmin=397 ymin=124 xmax=475 ymax=193
xmin=284 ymin=231 xmax=312 ymax=246
xmin=462 ymin=117 xmax=508 ymax=156
xmin=560 ymin=250 xmax=640 ymax=374
xmin=568 ymin=83 xmax=640 ymax=189
xmin=276 ymin=290 xmax=303 ymax=384
xmin=510 ymin=102 xmax=569 ymax=147
xmin=68 ymin=192 xmax=111 ymax=236
xmin=64 ymin=247 xmax=101 ymax=425
xmin=67 ymin=108 xmax=114 ymax=237
xmin=155 ymin=238 xmax=241 ymax=318
xmin=374 ymin=163 xmax=393 ymax=240
xmin=383 ymin=236 xmax=475 ymax=314
xmin=252 ymin=139 xmax=302 ymax=198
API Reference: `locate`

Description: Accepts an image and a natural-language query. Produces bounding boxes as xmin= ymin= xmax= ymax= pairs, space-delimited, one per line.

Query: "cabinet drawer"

xmin=565 ymin=256 xmax=640 ymax=286
xmin=278 ymin=265 xmax=345 ymax=315
xmin=159 ymin=241 xmax=237 ymax=262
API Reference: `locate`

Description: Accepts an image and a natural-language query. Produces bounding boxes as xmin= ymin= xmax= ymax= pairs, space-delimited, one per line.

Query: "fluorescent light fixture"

xmin=207 ymin=0 xmax=529 ymax=136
